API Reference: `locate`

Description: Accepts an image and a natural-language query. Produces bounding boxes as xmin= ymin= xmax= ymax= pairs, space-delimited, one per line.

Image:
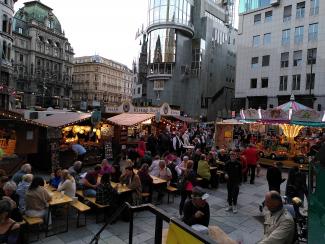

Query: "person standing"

xmin=243 ymin=144 xmax=259 ymax=184
xmin=266 ymin=162 xmax=284 ymax=193
xmin=224 ymin=151 xmax=242 ymax=213
xmin=172 ymin=132 xmax=184 ymax=157
xmin=71 ymin=142 xmax=87 ymax=161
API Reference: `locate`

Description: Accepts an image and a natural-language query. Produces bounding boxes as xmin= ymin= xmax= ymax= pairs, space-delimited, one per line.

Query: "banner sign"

xmin=105 ymin=101 xmax=180 ymax=116
xmin=292 ymin=109 xmax=323 ymax=122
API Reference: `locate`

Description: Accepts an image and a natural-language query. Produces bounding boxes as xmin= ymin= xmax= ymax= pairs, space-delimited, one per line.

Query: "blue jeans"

xmin=84 ymin=189 xmax=96 ymax=197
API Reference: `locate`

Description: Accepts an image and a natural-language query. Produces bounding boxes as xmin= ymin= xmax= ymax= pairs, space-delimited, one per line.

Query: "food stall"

xmin=107 ymin=113 xmax=156 ymax=145
xmin=215 ymin=119 xmax=244 ymax=148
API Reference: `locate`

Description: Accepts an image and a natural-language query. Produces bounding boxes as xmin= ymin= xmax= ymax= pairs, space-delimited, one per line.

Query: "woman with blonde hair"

xmin=57 ymin=170 xmax=76 ymax=197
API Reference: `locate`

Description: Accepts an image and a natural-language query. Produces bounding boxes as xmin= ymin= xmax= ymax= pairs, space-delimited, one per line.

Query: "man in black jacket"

xmin=224 ymin=151 xmax=242 ymax=214
xmin=266 ymin=162 xmax=284 ymax=193
xmin=182 ymin=186 xmax=210 ymax=227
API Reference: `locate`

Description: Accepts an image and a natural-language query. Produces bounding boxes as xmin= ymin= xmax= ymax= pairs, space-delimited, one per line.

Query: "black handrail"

xmin=89 ymin=202 xmax=216 ymax=244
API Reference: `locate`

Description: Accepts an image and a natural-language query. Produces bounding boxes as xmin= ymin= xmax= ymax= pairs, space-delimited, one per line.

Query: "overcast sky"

xmin=15 ymin=0 xmax=148 ymax=68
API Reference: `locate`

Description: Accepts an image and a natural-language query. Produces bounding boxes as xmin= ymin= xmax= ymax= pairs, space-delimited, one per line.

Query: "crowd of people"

xmin=0 ymin=124 xmax=313 ymax=244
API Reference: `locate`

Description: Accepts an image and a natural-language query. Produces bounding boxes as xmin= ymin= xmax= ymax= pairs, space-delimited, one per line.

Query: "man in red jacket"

xmin=243 ymin=144 xmax=259 ymax=184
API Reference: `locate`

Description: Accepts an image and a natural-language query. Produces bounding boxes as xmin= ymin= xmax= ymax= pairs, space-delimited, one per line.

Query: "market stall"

xmin=215 ymin=119 xmax=244 ymax=148
xmin=107 ymin=113 xmax=156 ymax=145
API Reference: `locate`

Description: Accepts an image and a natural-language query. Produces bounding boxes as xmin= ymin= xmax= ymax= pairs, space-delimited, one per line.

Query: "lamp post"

xmin=308 ymin=52 xmax=314 ymax=96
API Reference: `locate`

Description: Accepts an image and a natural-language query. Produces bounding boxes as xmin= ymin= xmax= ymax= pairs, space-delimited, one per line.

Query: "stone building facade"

xmin=72 ymin=55 xmax=133 ymax=110
xmin=12 ymin=0 xmax=74 ymax=109
xmin=0 ymin=0 xmax=16 ymax=110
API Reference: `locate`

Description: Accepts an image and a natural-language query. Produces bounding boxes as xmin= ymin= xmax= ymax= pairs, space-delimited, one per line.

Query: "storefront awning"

xmin=33 ymin=112 xmax=91 ymax=128
xmin=107 ymin=113 xmax=155 ymax=127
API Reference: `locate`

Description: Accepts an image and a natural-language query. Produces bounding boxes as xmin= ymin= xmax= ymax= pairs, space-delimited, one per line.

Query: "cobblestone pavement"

xmin=34 ymin=168 xmax=284 ymax=244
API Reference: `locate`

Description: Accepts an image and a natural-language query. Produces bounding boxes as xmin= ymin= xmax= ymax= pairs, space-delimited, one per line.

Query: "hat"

xmin=191 ymin=186 xmax=209 ymax=200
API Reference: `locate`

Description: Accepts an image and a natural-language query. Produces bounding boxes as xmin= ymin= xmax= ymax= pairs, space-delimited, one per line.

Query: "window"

xmin=18 ymin=27 xmax=23 ymax=34
xmin=261 ymin=78 xmax=268 ymax=88
xmin=250 ymin=79 xmax=257 ymax=89
xmin=292 ymin=75 xmax=301 ymax=90
xmin=2 ymin=14 xmax=8 ymax=33
xmin=19 ymin=54 xmax=23 ymax=62
xmin=306 ymin=73 xmax=315 ymax=90
xmin=307 ymin=48 xmax=317 ymax=64
xmin=310 ymin=0 xmax=319 ymax=15
xmin=279 ymin=76 xmax=288 ymax=91
xmin=265 ymin=11 xmax=272 ymax=22
xmin=254 ymin=14 xmax=261 ymax=24
xmin=263 ymin=33 xmax=271 ymax=45
xmin=2 ymin=41 xmax=7 ymax=59
xmin=294 ymin=26 xmax=304 ymax=44
xmin=282 ymin=29 xmax=290 ymax=45
xmin=262 ymin=55 xmax=270 ymax=67
xmin=296 ymin=2 xmax=305 ymax=19
xmin=283 ymin=5 xmax=292 ymax=22
xmin=293 ymin=50 xmax=302 ymax=66
xmin=251 ymin=57 xmax=259 ymax=68
xmin=281 ymin=52 xmax=289 ymax=68
xmin=253 ymin=35 xmax=260 ymax=47
xmin=308 ymin=23 xmax=318 ymax=42
xmin=154 ymin=80 xmax=164 ymax=90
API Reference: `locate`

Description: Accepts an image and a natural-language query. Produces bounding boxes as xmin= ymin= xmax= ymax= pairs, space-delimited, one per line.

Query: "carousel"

xmin=240 ymin=95 xmax=325 ymax=169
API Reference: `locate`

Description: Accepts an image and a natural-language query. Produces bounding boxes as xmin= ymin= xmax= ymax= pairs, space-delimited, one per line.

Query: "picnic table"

xmin=45 ymin=186 xmax=73 ymax=237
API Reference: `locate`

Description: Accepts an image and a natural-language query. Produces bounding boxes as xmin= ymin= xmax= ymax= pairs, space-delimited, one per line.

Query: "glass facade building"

xmin=148 ymin=28 xmax=176 ymax=63
xmin=239 ymin=0 xmax=270 ymax=13
xmin=148 ymin=0 xmax=192 ymax=27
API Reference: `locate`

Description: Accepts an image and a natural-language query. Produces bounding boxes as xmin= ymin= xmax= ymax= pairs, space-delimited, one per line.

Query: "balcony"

xmin=147 ymin=63 xmax=174 ymax=80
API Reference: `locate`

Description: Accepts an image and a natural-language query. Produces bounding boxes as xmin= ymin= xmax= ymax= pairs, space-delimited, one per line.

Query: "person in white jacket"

xmin=175 ymin=156 xmax=189 ymax=176
xmin=57 ymin=169 xmax=76 ymax=198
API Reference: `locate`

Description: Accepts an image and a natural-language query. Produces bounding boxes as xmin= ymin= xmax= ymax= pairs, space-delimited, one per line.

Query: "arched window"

xmin=2 ymin=15 xmax=8 ymax=33
xmin=2 ymin=41 xmax=7 ymax=59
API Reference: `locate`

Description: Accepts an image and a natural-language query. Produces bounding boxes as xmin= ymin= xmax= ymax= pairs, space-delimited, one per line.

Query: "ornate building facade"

xmin=0 ymin=0 xmax=17 ymax=110
xmin=72 ymin=55 xmax=133 ymax=110
xmin=12 ymin=0 xmax=74 ymax=109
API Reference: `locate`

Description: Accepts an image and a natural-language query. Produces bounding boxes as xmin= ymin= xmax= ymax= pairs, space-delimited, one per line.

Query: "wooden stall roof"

xmin=33 ymin=112 xmax=91 ymax=128
xmin=107 ymin=113 xmax=155 ymax=127
xmin=216 ymin=119 xmax=243 ymax=125
xmin=0 ymin=110 xmax=47 ymax=127
xmin=171 ymin=115 xmax=198 ymax=123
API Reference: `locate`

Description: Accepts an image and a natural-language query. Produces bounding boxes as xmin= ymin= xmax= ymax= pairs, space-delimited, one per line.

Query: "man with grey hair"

xmin=12 ymin=163 xmax=32 ymax=185
xmin=2 ymin=181 xmax=22 ymax=222
xmin=69 ymin=161 xmax=83 ymax=189
xmin=258 ymin=191 xmax=295 ymax=244
xmin=16 ymin=174 xmax=33 ymax=213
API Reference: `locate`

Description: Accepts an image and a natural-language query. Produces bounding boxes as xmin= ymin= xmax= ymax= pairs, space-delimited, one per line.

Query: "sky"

xmin=15 ymin=0 xmax=148 ymax=68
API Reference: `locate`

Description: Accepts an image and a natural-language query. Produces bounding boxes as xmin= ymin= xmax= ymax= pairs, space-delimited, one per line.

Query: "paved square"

xmin=34 ymin=168 xmax=282 ymax=244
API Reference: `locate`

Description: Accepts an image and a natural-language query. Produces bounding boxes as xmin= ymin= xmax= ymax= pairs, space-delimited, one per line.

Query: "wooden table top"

xmin=111 ymin=182 xmax=133 ymax=194
xmin=48 ymin=191 xmax=72 ymax=206
xmin=210 ymin=166 xmax=218 ymax=170
xmin=134 ymin=169 xmax=167 ymax=185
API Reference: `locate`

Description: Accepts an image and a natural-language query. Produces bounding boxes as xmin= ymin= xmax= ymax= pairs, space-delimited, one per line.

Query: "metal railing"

xmin=89 ymin=203 xmax=216 ymax=244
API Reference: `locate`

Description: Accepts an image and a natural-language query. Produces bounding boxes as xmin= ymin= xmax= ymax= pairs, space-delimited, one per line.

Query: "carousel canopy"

xmin=276 ymin=101 xmax=312 ymax=111
xmin=107 ymin=113 xmax=155 ymax=127
xmin=33 ymin=112 xmax=91 ymax=128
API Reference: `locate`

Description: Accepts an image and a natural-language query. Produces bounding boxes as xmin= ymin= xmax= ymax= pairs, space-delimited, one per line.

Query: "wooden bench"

xmin=166 ymin=185 xmax=178 ymax=203
xmin=76 ymin=190 xmax=109 ymax=223
xmin=23 ymin=215 xmax=43 ymax=242
xmin=70 ymin=200 xmax=91 ymax=227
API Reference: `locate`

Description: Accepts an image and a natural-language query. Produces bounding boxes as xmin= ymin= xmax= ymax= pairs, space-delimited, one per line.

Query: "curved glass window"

xmin=148 ymin=28 xmax=176 ymax=63
xmin=148 ymin=0 xmax=192 ymax=27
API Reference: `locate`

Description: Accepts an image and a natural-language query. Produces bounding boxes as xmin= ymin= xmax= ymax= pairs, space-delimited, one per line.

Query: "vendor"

xmin=71 ymin=142 xmax=87 ymax=161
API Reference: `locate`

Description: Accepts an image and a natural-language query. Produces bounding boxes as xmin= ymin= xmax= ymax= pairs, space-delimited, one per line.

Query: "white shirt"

xmin=57 ymin=179 xmax=76 ymax=198
xmin=173 ymin=136 xmax=183 ymax=150
xmin=149 ymin=159 xmax=160 ymax=177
